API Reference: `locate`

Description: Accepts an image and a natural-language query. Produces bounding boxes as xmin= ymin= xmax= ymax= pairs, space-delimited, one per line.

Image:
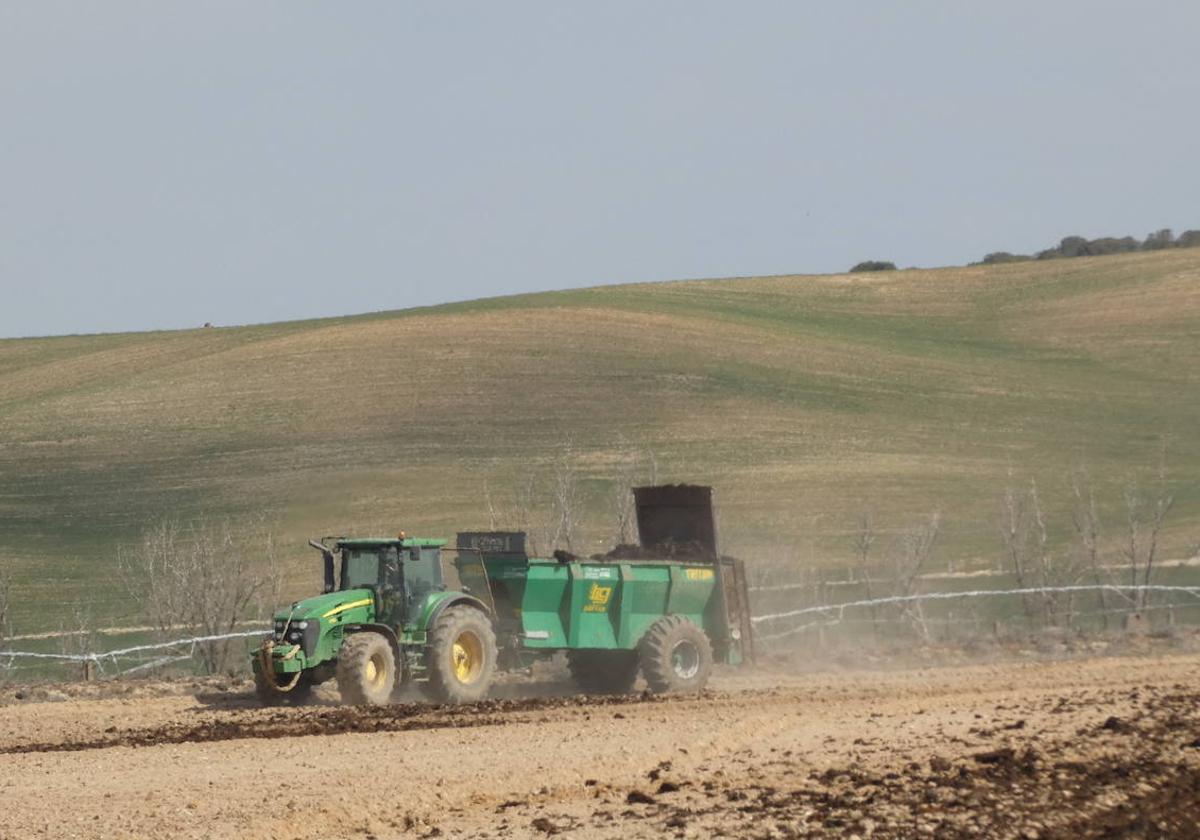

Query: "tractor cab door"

xmin=402 ymin=546 xmax=445 ymax=620
xmin=376 ymin=546 xmax=406 ymax=627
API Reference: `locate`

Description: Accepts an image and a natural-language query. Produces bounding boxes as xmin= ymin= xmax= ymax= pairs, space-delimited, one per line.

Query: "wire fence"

xmin=752 ymin=583 xmax=1200 ymax=625
xmin=4 ymin=583 xmax=1200 ymax=681
xmin=751 ymin=583 xmax=1200 ymax=643
xmin=0 ymin=629 xmax=270 ymax=680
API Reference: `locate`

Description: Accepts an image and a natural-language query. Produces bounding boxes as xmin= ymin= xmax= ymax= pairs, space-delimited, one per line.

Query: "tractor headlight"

xmin=297 ymin=621 xmax=308 ymax=630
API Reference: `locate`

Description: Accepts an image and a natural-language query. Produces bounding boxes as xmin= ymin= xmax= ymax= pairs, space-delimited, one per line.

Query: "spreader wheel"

xmin=638 ymin=615 xmax=713 ymax=693
xmin=336 ymin=632 xmax=396 ymax=705
xmin=425 ymin=606 xmax=498 ymax=704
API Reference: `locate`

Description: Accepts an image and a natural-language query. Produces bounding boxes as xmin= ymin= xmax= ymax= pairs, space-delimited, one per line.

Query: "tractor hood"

xmin=273 ymin=589 xmax=376 ymax=626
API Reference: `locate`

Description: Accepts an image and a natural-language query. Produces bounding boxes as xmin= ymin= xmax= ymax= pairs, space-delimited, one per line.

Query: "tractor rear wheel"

xmin=336 ymin=632 xmax=396 ymax=705
xmin=567 ymin=650 xmax=640 ymax=694
xmin=425 ymin=606 xmax=497 ymax=704
xmin=638 ymin=615 xmax=713 ymax=693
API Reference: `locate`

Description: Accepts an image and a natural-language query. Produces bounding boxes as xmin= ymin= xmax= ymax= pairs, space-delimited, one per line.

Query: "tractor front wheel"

xmin=425 ymin=606 xmax=498 ymax=704
xmin=336 ymin=632 xmax=397 ymax=705
xmin=638 ymin=615 xmax=713 ymax=693
xmin=567 ymin=650 xmax=640 ymax=694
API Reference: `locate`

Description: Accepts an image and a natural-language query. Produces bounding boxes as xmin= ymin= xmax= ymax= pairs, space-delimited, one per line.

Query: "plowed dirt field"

xmin=1 ymin=654 xmax=1197 ymax=839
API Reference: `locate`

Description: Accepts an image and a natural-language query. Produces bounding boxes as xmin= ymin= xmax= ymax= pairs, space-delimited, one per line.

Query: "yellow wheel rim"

xmin=365 ymin=651 xmax=388 ymax=687
xmin=451 ymin=631 xmax=483 ymax=684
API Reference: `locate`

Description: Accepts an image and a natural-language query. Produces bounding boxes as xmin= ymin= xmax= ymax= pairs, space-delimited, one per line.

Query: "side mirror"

xmin=323 ymin=553 xmax=335 ymax=593
xmin=309 ymin=539 xmax=336 ymax=593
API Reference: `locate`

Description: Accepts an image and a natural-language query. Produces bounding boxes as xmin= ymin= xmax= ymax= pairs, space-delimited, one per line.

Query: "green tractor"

xmin=252 ymin=485 xmax=754 ymax=705
xmin=253 ymin=534 xmax=497 ymax=705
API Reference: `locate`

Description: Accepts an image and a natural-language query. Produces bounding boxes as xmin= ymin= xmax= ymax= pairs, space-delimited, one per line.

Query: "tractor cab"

xmin=325 ymin=537 xmax=447 ymax=627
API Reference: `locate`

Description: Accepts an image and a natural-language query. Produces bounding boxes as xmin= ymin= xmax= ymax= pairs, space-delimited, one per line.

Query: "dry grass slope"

xmin=1 ymin=250 xmax=1198 ymax=631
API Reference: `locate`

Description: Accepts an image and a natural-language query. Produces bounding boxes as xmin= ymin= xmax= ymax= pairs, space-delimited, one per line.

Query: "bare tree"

xmin=483 ymin=441 xmax=584 ymax=556
xmin=1027 ymin=479 xmax=1085 ymax=626
xmin=549 ymin=442 xmax=581 ymax=552
xmin=610 ymin=476 xmax=637 ymax=546
xmin=0 ymin=573 xmax=11 ymax=680
xmin=999 ymin=471 xmax=1037 ymax=623
xmin=119 ymin=517 xmax=282 ymax=674
xmin=1070 ymin=469 xmax=1111 ymax=629
xmin=853 ymin=512 xmax=880 ymax=638
xmin=57 ymin=601 xmax=101 ymax=678
xmin=608 ymin=439 xmax=660 ymax=546
xmin=485 ymin=473 xmax=537 ymax=537
xmin=888 ymin=513 xmax=941 ymax=641
xmin=0 ymin=573 xmax=10 ymax=649
xmin=1122 ymin=479 xmax=1175 ymax=613
xmin=1000 ymin=474 xmax=1088 ymax=628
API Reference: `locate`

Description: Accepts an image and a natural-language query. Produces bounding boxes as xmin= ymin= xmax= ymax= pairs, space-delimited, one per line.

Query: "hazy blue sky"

xmin=2 ymin=2 xmax=1198 ymax=338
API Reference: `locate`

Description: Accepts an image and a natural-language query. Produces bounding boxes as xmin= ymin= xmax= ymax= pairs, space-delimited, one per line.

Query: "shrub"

xmin=1004 ymin=227 xmax=1194 ymax=265
xmin=1085 ymin=236 xmax=1139 ymax=256
xmin=1058 ymin=236 xmax=1090 ymax=258
xmin=976 ymin=225 xmax=1199 ymax=268
xmin=980 ymin=252 xmax=1032 ymax=264
xmin=1143 ymin=228 xmax=1175 ymax=250
xmin=1176 ymin=230 xmax=1200 ymax=249
xmin=850 ymin=260 xmax=896 ymax=273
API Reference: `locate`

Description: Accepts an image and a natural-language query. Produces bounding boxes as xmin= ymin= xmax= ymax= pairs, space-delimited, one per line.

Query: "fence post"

xmin=82 ymin=659 xmax=96 ymax=682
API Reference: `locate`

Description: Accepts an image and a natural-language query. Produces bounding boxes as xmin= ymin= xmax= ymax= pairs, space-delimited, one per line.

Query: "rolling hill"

xmin=2 ymin=249 xmax=1198 ymax=632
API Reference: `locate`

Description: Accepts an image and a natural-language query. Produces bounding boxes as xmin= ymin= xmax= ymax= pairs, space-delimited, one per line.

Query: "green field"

xmin=2 ymin=250 xmax=1198 ymax=633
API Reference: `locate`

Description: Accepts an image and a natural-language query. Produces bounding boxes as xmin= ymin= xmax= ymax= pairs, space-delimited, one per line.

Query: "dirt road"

xmin=1 ymin=654 xmax=1197 ymax=839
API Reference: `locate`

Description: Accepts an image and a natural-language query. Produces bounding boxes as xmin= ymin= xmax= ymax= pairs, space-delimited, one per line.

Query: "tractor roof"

xmin=335 ymin=537 xmax=447 ymax=549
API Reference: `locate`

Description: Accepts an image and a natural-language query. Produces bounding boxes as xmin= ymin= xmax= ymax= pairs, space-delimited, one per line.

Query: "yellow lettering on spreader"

xmin=583 ymin=582 xmax=613 ymax=612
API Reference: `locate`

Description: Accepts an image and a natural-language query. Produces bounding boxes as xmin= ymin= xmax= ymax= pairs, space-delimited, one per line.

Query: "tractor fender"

xmin=343 ymin=623 xmax=402 ymax=673
xmin=424 ymin=594 xmax=493 ymax=633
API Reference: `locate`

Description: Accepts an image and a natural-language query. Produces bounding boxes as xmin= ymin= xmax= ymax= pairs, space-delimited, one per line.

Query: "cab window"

xmin=342 ymin=550 xmax=380 ymax=589
xmin=405 ymin=547 xmax=442 ymax=602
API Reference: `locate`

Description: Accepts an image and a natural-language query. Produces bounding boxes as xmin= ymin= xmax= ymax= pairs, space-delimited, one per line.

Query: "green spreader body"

xmin=458 ymin=548 xmax=752 ymax=665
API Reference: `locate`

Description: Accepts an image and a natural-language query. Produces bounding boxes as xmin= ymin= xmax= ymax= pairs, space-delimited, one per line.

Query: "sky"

xmin=2 ymin=2 xmax=1198 ymax=338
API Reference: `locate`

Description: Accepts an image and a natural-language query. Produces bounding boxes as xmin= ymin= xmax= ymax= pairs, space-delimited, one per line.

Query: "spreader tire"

xmin=425 ymin=606 xmax=498 ymax=704
xmin=567 ymin=650 xmax=640 ymax=695
xmin=638 ymin=615 xmax=713 ymax=693
xmin=336 ymin=632 xmax=396 ymax=706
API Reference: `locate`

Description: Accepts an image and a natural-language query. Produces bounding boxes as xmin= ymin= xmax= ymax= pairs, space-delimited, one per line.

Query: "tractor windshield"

xmin=341 ymin=550 xmax=381 ymax=590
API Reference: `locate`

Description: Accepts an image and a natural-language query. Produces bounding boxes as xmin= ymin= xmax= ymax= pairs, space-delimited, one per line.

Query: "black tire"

xmin=638 ymin=615 xmax=713 ymax=693
xmin=254 ymin=669 xmax=313 ymax=706
xmin=567 ymin=650 xmax=640 ymax=694
xmin=425 ymin=606 xmax=498 ymax=704
xmin=336 ymin=632 xmax=397 ymax=705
